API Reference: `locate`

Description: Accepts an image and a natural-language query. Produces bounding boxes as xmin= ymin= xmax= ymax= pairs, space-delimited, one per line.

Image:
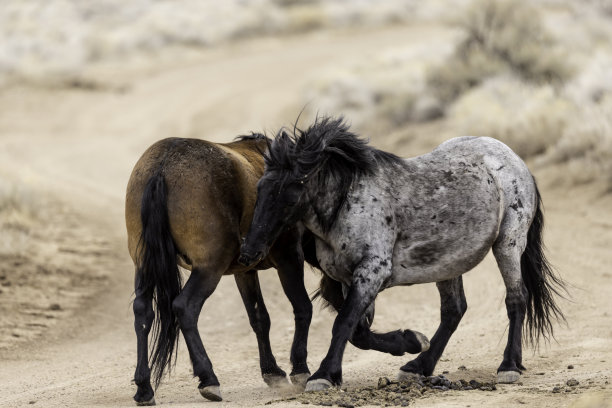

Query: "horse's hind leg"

xmin=133 ymin=269 xmax=155 ymax=406
xmin=399 ymin=277 xmax=467 ymax=379
xmin=172 ymin=267 xmax=223 ymax=401
xmin=493 ymin=241 xmax=528 ymax=384
xmin=235 ymin=270 xmax=290 ymax=387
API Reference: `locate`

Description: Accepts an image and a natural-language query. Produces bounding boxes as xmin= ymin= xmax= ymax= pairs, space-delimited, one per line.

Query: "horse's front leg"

xmin=273 ymin=248 xmax=313 ymax=388
xmin=305 ymin=256 xmax=390 ymax=391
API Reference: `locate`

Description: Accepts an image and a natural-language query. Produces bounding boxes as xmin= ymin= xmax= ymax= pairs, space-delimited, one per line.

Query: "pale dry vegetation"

xmin=303 ymin=0 xmax=612 ymax=191
xmin=0 ymin=0 xmax=420 ymax=87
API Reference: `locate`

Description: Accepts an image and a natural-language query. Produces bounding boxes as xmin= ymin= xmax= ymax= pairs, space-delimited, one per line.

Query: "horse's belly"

xmin=389 ymin=213 xmax=500 ymax=285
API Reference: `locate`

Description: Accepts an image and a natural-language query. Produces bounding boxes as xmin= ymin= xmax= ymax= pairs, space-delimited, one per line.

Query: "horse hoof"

xmin=397 ymin=370 xmax=420 ymax=382
xmin=136 ymin=397 xmax=156 ymax=406
xmin=290 ymin=373 xmax=311 ymax=388
xmin=414 ymin=331 xmax=430 ymax=352
xmin=263 ymin=373 xmax=290 ymax=388
xmin=305 ymin=378 xmax=333 ymax=392
xmin=497 ymin=371 xmax=520 ymax=384
xmin=199 ymin=385 xmax=222 ymax=401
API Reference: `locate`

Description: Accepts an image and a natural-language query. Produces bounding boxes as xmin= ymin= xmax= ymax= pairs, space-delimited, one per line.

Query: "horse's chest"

xmin=314 ymin=239 xmax=354 ymax=285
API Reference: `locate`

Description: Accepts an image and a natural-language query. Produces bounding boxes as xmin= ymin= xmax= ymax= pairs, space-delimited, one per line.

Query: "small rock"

xmin=469 ymin=380 xmax=481 ymax=388
xmin=429 ymin=376 xmax=441 ymax=385
xmin=458 ymin=365 xmax=467 ymax=371
xmin=566 ymin=379 xmax=579 ymax=387
xmin=552 ymin=386 xmax=562 ymax=393
xmin=567 ymin=365 xmax=574 ymax=369
xmin=28 ymin=401 xmax=36 ymax=405
xmin=442 ymin=370 xmax=449 ymax=374
xmin=480 ymin=386 xmax=493 ymax=391
xmin=378 ymin=377 xmax=391 ymax=389
xmin=49 ymin=303 xmax=62 ymax=311
xmin=451 ymin=381 xmax=463 ymax=390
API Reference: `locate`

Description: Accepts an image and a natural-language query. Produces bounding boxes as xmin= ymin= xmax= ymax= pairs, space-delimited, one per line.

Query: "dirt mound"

xmin=274 ymin=375 xmax=498 ymax=407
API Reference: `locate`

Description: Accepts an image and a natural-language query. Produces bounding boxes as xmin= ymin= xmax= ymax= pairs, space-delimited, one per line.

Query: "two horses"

xmin=126 ymin=117 xmax=565 ymax=404
xmin=239 ymin=117 xmax=566 ymax=391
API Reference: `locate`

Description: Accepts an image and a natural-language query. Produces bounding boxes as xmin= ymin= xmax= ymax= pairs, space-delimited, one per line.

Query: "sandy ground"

xmin=0 ymin=25 xmax=611 ymax=407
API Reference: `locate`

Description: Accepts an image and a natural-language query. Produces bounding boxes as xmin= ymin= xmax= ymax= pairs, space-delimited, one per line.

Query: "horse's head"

xmin=238 ymin=130 xmax=309 ymax=266
xmin=238 ymin=116 xmax=380 ymax=266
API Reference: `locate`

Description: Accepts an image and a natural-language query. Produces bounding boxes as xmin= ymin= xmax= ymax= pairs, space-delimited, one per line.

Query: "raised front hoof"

xmin=263 ymin=372 xmax=290 ymax=388
xmin=305 ymin=378 xmax=333 ymax=392
xmin=199 ymin=385 xmax=222 ymax=401
xmin=290 ymin=373 xmax=311 ymax=388
xmin=397 ymin=369 xmax=421 ymax=382
xmin=414 ymin=331 xmax=430 ymax=352
xmin=497 ymin=371 xmax=521 ymax=384
xmin=135 ymin=397 xmax=155 ymax=406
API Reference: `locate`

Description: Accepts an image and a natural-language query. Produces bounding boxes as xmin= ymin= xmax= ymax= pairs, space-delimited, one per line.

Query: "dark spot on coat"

xmin=400 ymin=264 xmax=407 ymax=268
xmin=442 ymin=170 xmax=454 ymax=181
xmin=496 ymin=165 xmax=505 ymax=171
xmin=380 ymin=260 xmax=388 ymax=267
xmin=341 ymin=243 xmax=346 ymax=250
xmin=410 ymin=242 xmax=439 ymax=265
xmin=431 ymin=215 xmax=437 ymax=220
xmin=385 ymin=216 xmax=392 ymax=225
xmin=372 ymin=197 xmax=378 ymax=202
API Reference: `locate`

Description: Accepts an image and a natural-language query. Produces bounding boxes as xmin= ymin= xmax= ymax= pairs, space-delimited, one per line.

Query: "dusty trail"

xmin=0 ymin=25 xmax=610 ymax=407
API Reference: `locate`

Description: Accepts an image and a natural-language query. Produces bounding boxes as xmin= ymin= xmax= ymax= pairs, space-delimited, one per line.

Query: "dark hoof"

xmin=400 ymin=358 xmax=433 ymax=377
xmin=133 ymin=383 xmax=155 ymax=406
xmin=290 ymin=372 xmax=311 ymax=388
xmin=199 ymin=385 xmax=222 ymax=401
xmin=305 ymin=378 xmax=333 ymax=392
xmin=402 ymin=330 xmax=430 ymax=354
xmin=263 ymin=372 xmax=290 ymax=388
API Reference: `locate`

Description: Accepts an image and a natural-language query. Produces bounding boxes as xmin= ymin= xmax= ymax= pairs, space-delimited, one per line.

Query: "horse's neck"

xmin=303 ymin=174 xmax=345 ymax=238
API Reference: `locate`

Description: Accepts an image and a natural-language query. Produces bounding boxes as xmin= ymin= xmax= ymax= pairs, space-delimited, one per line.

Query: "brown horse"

xmin=125 ymin=135 xmax=313 ymax=405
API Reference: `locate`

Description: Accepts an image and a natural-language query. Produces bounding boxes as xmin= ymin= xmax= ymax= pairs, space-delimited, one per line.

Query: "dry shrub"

xmin=449 ymin=76 xmax=573 ymax=158
xmin=542 ymin=99 xmax=612 ymax=188
xmin=428 ymin=0 xmax=573 ymax=106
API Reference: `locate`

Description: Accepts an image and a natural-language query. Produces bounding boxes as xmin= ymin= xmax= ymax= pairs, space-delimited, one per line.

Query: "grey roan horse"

xmin=239 ymin=117 xmax=566 ymax=391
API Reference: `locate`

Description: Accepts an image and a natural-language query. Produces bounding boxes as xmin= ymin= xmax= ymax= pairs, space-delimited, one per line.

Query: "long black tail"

xmin=521 ymin=183 xmax=567 ymax=345
xmin=136 ymin=171 xmax=182 ymax=389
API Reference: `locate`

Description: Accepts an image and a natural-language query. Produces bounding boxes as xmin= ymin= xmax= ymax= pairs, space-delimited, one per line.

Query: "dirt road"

xmin=0 ymin=25 xmax=610 ymax=407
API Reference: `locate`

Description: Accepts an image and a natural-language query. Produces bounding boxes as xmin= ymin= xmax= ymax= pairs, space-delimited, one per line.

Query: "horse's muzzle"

xmin=237 ymin=250 xmax=263 ymax=266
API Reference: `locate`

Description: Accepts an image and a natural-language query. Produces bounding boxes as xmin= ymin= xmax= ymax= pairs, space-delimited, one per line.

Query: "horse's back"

xmin=388 ymin=137 xmax=536 ymax=284
xmin=126 ymin=137 xmax=263 ymax=270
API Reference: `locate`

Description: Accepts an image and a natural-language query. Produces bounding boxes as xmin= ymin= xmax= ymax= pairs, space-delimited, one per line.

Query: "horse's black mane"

xmin=266 ymin=116 xmax=401 ymax=231
xmin=234 ymin=132 xmax=269 ymax=142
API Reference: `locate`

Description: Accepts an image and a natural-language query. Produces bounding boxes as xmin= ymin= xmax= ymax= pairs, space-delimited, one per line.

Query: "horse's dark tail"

xmin=521 ymin=182 xmax=567 ymax=345
xmin=136 ymin=171 xmax=182 ymax=389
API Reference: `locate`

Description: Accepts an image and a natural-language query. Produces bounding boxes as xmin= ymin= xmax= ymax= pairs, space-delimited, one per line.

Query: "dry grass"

xmin=427 ymin=0 xmax=573 ymax=107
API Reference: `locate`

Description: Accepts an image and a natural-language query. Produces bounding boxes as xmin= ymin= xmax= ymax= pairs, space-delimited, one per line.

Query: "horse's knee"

xmin=441 ymin=299 xmax=466 ymax=329
xmin=133 ymin=296 xmax=154 ymax=329
xmin=294 ymin=301 xmax=313 ymax=325
xmin=172 ymin=297 xmax=196 ymax=328
xmin=248 ymin=303 xmax=272 ymax=334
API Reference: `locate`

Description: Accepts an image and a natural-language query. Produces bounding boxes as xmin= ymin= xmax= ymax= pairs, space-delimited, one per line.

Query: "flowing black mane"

xmin=266 ymin=116 xmax=401 ymax=231
xmin=234 ymin=132 xmax=269 ymax=142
